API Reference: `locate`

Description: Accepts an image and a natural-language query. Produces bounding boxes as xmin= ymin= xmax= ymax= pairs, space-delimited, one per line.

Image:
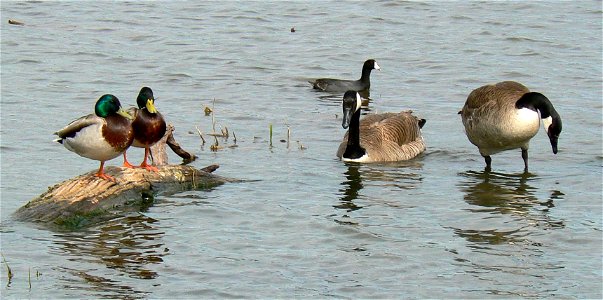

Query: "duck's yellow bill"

xmin=146 ymin=99 xmax=158 ymax=114
xmin=117 ymin=107 xmax=134 ymax=120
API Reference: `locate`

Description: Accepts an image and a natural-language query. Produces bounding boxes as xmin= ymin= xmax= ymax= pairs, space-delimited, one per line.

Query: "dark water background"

xmin=1 ymin=1 xmax=601 ymax=298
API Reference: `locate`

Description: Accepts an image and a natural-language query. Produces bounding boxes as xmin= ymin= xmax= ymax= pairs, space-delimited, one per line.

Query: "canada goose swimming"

xmin=309 ymin=59 xmax=381 ymax=93
xmin=336 ymin=91 xmax=426 ymax=162
xmin=460 ymin=81 xmax=562 ymax=172
xmin=122 ymin=87 xmax=167 ymax=172
xmin=55 ymin=94 xmax=134 ymax=181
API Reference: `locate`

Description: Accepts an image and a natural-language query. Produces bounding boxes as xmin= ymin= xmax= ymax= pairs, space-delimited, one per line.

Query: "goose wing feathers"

xmin=463 ymin=81 xmax=529 ymax=114
xmin=339 ymin=110 xmax=425 ymax=162
xmin=360 ymin=111 xmax=422 ymax=146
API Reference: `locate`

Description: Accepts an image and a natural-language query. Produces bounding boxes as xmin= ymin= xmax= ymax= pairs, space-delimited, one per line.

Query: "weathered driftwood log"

xmin=149 ymin=124 xmax=196 ymax=165
xmin=15 ymin=124 xmax=233 ymax=227
xmin=14 ymin=165 xmax=233 ymax=225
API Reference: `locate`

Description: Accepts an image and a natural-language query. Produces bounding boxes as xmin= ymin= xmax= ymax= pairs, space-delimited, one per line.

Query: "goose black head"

xmin=342 ymin=91 xmax=362 ymax=129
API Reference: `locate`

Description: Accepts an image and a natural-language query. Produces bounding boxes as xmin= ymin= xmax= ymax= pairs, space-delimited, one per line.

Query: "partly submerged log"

xmin=15 ymin=124 xmax=235 ymax=227
xmin=14 ymin=165 xmax=235 ymax=226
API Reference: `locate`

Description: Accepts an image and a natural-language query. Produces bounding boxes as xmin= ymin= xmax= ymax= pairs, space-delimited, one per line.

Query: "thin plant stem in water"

xmin=269 ymin=124 xmax=273 ymax=147
xmin=1 ymin=253 xmax=12 ymax=287
xmin=211 ymin=98 xmax=216 ymax=133
xmin=195 ymin=125 xmax=206 ymax=144
xmin=287 ymin=126 xmax=291 ymax=149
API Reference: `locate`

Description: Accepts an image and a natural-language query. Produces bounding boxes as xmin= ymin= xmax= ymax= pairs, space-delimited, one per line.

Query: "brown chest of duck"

xmin=122 ymin=87 xmax=167 ymax=172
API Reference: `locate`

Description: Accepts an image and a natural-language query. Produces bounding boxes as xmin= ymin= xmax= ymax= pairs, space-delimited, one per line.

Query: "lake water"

xmin=1 ymin=1 xmax=601 ymax=298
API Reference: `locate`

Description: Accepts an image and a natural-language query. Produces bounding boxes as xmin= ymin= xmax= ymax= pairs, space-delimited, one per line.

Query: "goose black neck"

xmin=515 ymin=92 xmax=561 ymax=125
xmin=516 ymin=92 xmax=555 ymax=117
xmin=344 ymin=108 xmax=366 ymax=159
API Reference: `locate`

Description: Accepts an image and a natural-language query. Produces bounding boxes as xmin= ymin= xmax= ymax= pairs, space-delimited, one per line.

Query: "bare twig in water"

xmin=222 ymin=126 xmax=229 ymax=139
xmin=199 ymin=98 xmax=237 ymax=149
xmin=210 ymin=136 xmax=219 ymax=152
xmin=2 ymin=253 xmax=12 ymax=287
xmin=287 ymin=126 xmax=291 ymax=149
xmin=195 ymin=125 xmax=206 ymax=144
xmin=211 ymin=98 xmax=216 ymax=133
xmin=269 ymin=124 xmax=273 ymax=147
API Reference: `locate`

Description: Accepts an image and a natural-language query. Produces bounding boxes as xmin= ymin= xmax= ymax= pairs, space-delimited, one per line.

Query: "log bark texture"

xmin=14 ymin=165 xmax=234 ymax=226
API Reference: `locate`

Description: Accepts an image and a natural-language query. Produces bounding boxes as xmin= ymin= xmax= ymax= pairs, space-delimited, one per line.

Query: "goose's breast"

xmin=464 ymin=107 xmax=540 ymax=152
xmin=508 ymin=107 xmax=541 ymax=138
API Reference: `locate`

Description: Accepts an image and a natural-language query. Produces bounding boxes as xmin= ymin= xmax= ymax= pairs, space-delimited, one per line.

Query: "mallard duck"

xmin=122 ymin=86 xmax=167 ymax=172
xmin=309 ymin=59 xmax=381 ymax=93
xmin=336 ymin=91 xmax=426 ymax=162
xmin=55 ymin=94 xmax=134 ymax=181
xmin=460 ymin=81 xmax=562 ymax=172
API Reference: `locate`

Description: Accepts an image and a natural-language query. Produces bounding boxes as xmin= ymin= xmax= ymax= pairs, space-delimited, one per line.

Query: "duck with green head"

xmin=55 ymin=94 xmax=135 ymax=181
xmin=122 ymin=86 xmax=167 ymax=172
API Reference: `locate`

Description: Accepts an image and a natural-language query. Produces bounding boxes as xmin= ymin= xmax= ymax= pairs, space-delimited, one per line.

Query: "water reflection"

xmin=453 ymin=170 xmax=565 ymax=245
xmin=334 ymin=161 xmax=424 ymax=224
xmin=460 ymin=171 xmax=563 ymax=216
xmin=334 ymin=165 xmax=364 ymax=212
xmin=50 ymin=214 xmax=166 ymax=298
xmin=449 ymin=171 xmax=569 ymax=297
xmin=316 ymin=92 xmax=373 ymax=108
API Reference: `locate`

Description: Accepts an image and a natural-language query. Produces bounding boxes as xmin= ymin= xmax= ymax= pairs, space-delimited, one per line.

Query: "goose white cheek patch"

xmin=374 ymin=62 xmax=381 ymax=70
xmin=542 ymin=116 xmax=553 ymax=131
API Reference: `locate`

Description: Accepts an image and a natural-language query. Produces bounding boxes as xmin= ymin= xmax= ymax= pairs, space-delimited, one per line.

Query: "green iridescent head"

xmin=94 ymin=94 xmax=133 ymax=119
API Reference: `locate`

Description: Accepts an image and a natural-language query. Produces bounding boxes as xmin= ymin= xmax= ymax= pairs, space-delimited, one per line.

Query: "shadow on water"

xmin=452 ymin=170 xmax=565 ymax=245
xmin=49 ymin=214 xmax=166 ymax=299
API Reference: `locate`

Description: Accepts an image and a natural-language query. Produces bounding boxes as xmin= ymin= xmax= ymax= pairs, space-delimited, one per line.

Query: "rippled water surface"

xmin=1 ymin=1 xmax=602 ymax=299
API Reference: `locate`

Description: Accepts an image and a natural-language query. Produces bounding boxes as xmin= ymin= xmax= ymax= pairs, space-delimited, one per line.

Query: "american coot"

xmin=310 ymin=59 xmax=380 ymax=93
xmin=54 ymin=94 xmax=134 ymax=181
xmin=460 ymin=81 xmax=562 ymax=172
xmin=336 ymin=91 xmax=427 ymax=162
xmin=122 ymin=87 xmax=167 ymax=172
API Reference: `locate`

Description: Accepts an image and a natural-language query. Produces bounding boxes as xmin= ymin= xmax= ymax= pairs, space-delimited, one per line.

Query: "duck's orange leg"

xmin=139 ymin=147 xmax=159 ymax=172
xmin=95 ymin=161 xmax=116 ymax=181
xmin=122 ymin=152 xmax=136 ymax=168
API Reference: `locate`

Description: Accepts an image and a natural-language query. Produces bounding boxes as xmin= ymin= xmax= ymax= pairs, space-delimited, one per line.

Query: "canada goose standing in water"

xmin=309 ymin=59 xmax=380 ymax=93
xmin=460 ymin=81 xmax=562 ymax=172
xmin=337 ymin=91 xmax=426 ymax=162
